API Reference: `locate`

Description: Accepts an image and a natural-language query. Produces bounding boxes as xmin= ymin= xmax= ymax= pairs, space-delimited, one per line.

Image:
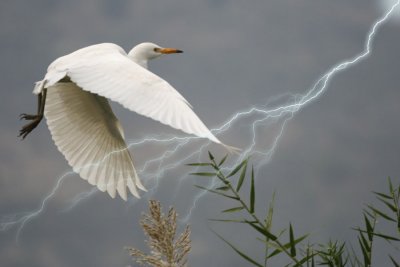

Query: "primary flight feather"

xmin=19 ymin=42 xmax=236 ymax=200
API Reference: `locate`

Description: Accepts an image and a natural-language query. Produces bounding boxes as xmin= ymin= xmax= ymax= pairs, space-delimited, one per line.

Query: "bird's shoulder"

xmin=47 ymin=43 xmax=127 ymax=71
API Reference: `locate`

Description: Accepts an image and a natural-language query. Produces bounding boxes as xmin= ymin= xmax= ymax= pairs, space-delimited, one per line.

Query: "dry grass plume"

xmin=126 ymin=200 xmax=191 ymax=267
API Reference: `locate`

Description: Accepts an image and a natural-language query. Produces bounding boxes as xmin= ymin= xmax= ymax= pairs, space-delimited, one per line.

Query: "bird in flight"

xmin=19 ymin=42 xmax=237 ymax=200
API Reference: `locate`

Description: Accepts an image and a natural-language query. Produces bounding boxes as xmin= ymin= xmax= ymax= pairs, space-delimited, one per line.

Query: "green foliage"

xmin=189 ymin=153 xmax=400 ymax=267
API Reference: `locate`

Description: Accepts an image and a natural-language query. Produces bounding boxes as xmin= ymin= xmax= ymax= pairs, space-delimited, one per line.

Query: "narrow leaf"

xmin=373 ymin=191 xmax=393 ymax=200
xmin=367 ymin=205 xmax=396 ymax=222
xmin=377 ymin=197 xmax=397 ymax=212
xmin=388 ymin=177 xmax=394 ymax=194
xmin=245 ymin=221 xmax=277 ymax=240
xmin=190 ymin=172 xmax=216 ymax=177
xmin=397 ymin=184 xmax=400 ymax=199
xmin=289 ymin=223 xmax=296 ymax=257
xmin=212 ymin=231 xmax=263 ymax=267
xmin=218 ymin=154 xmax=228 ymax=166
xmin=389 ymin=255 xmax=400 ymax=267
xmin=363 ymin=208 xmax=374 ymax=219
xmin=364 ymin=214 xmax=374 ymax=242
xmin=267 ymin=234 xmax=309 ymax=258
xmin=236 ymin=163 xmax=247 ymax=192
xmin=265 ymin=192 xmax=276 ymax=232
xmin=216 ymin=186 xmax=230 ymax=191
xmin=250 ymin=166 xmax=255 ymax=214
xmin=355 ymin=228 xmax=400 ymax=241
xmin=187 ymin=162 xmax=212 ymax=167
xmin=357 ymin=237 xmax=369 ymax=266
xmin=208 ymin=151 xmax=214 ymax=161
xmin=222 ymin=206 xmax=245 ymax=213
xmin=370 ymin=232 xmax=400 ymax=241
xmin=227 ymin=159 xmax=247 ymax=178
xmin=294 ymin=254 xmax=315 ymax=267
xmin=311 ymin=251 xmax=315 ymax=267
xmin=359 ymin=230 xmax=370 ymax=253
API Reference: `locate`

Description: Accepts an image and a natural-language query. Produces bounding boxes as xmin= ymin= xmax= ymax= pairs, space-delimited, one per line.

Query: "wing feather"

xmin=44 ymin=82 xmax=144 ymax=200
xmin=44 ymin=43 xmax=222 ymax=144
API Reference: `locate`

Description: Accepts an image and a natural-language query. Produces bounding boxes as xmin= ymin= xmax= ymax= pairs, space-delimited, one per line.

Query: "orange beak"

xmin=158 ymin=48 xmax=183 ymax=54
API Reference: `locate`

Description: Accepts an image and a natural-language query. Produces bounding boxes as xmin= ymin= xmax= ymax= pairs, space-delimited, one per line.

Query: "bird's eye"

xmin=153 ymin=47 xmax=161 ymax=52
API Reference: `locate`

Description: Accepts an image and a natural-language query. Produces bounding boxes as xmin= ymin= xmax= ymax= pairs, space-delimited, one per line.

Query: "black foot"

xmin=19 ymin=113 xmax=43 ymax=139
xmin=20 ymin=113 xmax=39 ymax=120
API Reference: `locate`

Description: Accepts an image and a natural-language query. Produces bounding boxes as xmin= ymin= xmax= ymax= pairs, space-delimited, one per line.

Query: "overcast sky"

xmin=1 ymin=1 xmax=400 ymax=266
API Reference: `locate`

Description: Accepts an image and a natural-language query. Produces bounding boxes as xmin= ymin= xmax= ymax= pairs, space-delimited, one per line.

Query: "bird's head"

xmin=128 ymin=42 xmax=183 ymax=68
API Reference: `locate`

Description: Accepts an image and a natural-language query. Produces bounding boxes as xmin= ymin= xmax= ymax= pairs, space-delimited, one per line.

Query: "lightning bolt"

xmin=1 ymin=171 xmax=70 ymax=243
xmin=2 ymin=1 xmax=399 ymax=241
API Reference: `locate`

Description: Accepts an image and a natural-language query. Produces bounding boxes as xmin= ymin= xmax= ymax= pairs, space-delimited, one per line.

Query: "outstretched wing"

xmin=44 ymin=82 xmax=146 ymax=200
xmin=46 ymin=43 xmax=222 ymax=145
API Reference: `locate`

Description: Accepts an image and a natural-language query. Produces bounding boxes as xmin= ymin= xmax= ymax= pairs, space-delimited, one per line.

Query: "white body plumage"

xmin=33 ymin=42 xmax=227 ymax=200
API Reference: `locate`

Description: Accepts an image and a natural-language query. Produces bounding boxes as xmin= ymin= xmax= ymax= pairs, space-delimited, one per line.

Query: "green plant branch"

xmin=219 ymin=170 xmax=300 ymax=265
xmin=191 ymin=154 xmax=301 ymax=265
xmin=189 ymin=153 xmax=400 ymax=266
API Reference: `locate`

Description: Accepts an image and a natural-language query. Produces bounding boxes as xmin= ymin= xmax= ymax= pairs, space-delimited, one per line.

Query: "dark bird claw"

xmin=19 ymin=113 xmax=39 ymax=120
xmin=19 ymin=90 xmax=47 ymax=140
xmin=19 ymin=114 xmax=43 ymax=139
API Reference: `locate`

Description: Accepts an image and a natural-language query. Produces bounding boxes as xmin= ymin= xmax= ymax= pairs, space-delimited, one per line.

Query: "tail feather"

xmin=221 ymin=143 xmax=241 ymax=155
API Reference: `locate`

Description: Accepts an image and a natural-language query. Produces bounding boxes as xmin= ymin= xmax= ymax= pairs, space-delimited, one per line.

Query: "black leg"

xmin=19 ymin=89 xmax=47 ymax=139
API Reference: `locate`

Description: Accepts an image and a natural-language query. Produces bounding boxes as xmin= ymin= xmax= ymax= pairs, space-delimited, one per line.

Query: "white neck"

xmin=127 ymin=50 xmax=148 ymax=69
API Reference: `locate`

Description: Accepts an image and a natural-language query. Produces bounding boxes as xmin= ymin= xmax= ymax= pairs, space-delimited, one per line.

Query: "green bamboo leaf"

xmin=289 ymin=223 xmax=296 ymax=257
xmin=245 ymin=221 xmax=277 ymax=241
xmin=304 ymin=246 xmax=313 ymax=267
xmin=311 ymin=251 xmax=315 ymax=267
xmin=370 ymin=232 xmax=400 ymax=241
xmin=212 ymin=231 xmax=263 ymax=267
xmin=359 ymin=230 xmax=370 ymax=252
xmin=377 ymin=197 xmax=397 ymax=212
xmin=388 ymin=177 xmax=394 ymax=194
xmin=187 ymin=162 xmax=213 ymax=167
xmin=190 ymin=172 xmax=216 ymax=177
xmin=363 ymin=208 xmax=374 ymax=219
xmin=216 ymin=186 xmax=230 ymax=191
xmin=267 ymin=234 xmax=308 ymax=258
xmin=394 ymin=217 xmax=400 ymax=237
xmin=265 ymin=192 xmax=276 ymax=232
xmin=208 ymin=151 xmax=215 ymax=161
xmin=357 ymin=230 xmax=371 ymax=266
xmin=389 ymin=255 xmax=400 ymax=267
xmin=293 ymin=254 xmax=315 ymax=267
xmin=364 ymin=214 xmax=374 ymax=242
xmin=397 ymin=184 xmax=400 ymax=199
xmin=357 ymin=237 xmax=370 ymax=266
xmin=250 ymin=166 xmax=255 ymax=214
xmin=227 ymin=159 xmax=248 ymax=178
xmin=216 ymin=172 xmax=225 ymax=180
xmin=222 ymin=206 xmax=245 ymax=213
xmin=373 ymin=191 xmax=393 ymax=200
xmin=367 ymin=205 xmax=396 ymax=222
xmin=218 ymin=154 xmax=228 ymax=166
xmin=194 ymin=185 xmax=239 ymax=200
xmin=236 ymin=163 xmax=247 ymax=192
xmin=355 ymin=228 xmax=400 ymax=241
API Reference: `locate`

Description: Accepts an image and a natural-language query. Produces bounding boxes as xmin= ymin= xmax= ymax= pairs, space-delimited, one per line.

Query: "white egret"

xmin=19 ymin=42 xmax=237 ymax=200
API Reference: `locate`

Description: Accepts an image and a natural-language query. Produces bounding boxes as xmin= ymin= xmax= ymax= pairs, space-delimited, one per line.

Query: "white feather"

xmin=34 ymin=42 xmax=237 ymax=201
xmin=44 ymin=82 xmax=143 ymax=200
xmin=42 ymin=43 xmax=222 ymax=144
